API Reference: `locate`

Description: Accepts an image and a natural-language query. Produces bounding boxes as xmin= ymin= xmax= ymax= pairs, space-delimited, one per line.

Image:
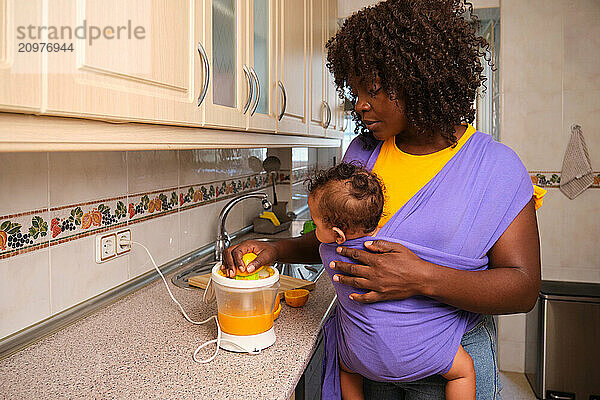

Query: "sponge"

xmin=259 ymin=211 xmax=280 ymax=226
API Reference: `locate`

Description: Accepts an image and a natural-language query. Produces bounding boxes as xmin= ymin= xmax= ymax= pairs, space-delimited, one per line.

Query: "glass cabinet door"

xmin=247 ymin=0 xmax=276 ymax=132
xmin=212 ymin=0 xmax=237 ymax=108
xmin=252 ymin=0 xmax=269 ymax=115
xmin=203 ymin=0 xmax=245 ymax=130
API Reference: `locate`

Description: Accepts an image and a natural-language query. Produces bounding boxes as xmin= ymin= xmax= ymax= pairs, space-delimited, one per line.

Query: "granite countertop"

xmin=0 ymin=221 xmax=336 ymax=399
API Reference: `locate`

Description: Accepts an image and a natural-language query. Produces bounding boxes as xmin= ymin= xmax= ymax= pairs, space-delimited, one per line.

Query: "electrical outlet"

xmin=95 ymin=233 xmax=117 ymax=263
xmin=115 ymin=229 xmax=131 ymax=255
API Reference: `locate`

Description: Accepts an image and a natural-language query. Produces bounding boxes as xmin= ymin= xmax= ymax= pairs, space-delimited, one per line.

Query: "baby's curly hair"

xmin=326 ymin=0 xmax=492 ymax=148
xmin=306 ymin=162 xmax=384 ymax=234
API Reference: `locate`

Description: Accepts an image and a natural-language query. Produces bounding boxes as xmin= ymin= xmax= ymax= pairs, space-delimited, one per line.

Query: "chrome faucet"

xmin=214 ymin=192 xmax=272 ymax=261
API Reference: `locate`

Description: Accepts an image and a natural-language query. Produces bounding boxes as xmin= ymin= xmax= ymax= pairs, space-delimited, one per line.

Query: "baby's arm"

xmin=441 ymin=345 xmax=476 ymax=400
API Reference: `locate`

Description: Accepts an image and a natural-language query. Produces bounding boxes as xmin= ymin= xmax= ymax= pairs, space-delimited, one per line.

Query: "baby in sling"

xmin=307 ymin=162 xmax=475 ymax=400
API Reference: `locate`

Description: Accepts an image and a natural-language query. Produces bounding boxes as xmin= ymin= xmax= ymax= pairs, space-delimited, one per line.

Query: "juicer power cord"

xmin=122 ymin=239 xmax=261 ymax=363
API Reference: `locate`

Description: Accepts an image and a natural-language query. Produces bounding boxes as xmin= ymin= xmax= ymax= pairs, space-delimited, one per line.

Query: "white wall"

xmin=498 ymin=0 xmax=600 ymax=373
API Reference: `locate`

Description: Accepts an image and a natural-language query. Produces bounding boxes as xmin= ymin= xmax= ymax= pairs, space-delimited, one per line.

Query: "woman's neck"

xmin=394 ymin=125 xmax=467 ymax=155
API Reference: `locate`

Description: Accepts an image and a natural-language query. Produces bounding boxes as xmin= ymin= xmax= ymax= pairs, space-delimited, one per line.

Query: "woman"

xmin=223 ymin=1 xmax=543 ymax=398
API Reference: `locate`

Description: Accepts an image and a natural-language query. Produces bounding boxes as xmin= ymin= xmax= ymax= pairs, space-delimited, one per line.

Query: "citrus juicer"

xmin=204 ymin=262 xmax=280 ymax=353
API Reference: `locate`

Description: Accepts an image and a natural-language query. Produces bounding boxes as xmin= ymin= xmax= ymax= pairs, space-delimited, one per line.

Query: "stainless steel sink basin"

xmin=171 ymin=237 xmax=324 ymax=290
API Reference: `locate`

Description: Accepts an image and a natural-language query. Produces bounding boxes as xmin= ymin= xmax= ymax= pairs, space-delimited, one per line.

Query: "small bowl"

xmin=284 ymin=289 xmax=310 ymax=308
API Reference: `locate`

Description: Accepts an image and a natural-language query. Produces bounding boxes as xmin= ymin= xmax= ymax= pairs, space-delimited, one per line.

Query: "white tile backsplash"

xmin=0 ymin=152 xmax=48 ymax=216
xmin=502 ymin=0 xmax=564 ymax=94
xmin=179 ymin=149 xmax=216 ymax=187
xmin=0 ymin=250 xmax=50 ymax=338
xmin=128 ymin=213 xmax=180 ymax=278
xmin=501 ymin=91 xmax=563 ymax=171
xmin=179 ymin=203 xmax=217 ymax=256
xmin=127 ymin=151 xmax=179 ymax=194
xmin=49 ymin=152 xmax=127 ymax=207
xmin=50 ymin=236 xmax=128 ymax=314
xmin=563 ymin=0 xmax=600 ymax=91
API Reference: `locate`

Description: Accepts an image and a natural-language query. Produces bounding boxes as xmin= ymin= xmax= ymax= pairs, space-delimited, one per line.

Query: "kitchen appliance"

xmin=204 ymin=263 xmax=280 ymax=353
xmin=525 ymin=280 xmax=600 ymax=400
xmin=189 ymin=272 xmax=315 ymax=297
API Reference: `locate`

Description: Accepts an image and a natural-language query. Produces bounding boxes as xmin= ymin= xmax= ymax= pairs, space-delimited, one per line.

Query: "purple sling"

xmin=321 ymin=131 xmax=534 ymax=399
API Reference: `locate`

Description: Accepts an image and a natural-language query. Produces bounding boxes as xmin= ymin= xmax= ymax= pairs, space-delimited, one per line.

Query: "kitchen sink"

xmin=171 ymin=238 xmax=324 ymax=290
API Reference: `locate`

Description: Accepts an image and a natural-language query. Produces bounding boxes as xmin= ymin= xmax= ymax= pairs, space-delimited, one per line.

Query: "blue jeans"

xmin=362 ymin=315 xmax=502 ymax=400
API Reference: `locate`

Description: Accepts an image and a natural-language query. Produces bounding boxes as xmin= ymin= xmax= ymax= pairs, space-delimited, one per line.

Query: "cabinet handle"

xmin=197 ymin=42 xmax=210 ymax=107
xmin=277 ymin=81 xmax=287 ymax=121
xmin=249 ymin=67 xmax=260 ymax=116
xmin=548 ymin=394 xmax=574 ymax=400
xmin=321 ymin=101 xmax=331 ymax=129
xmin=242 ymin=65 xmax=253 ymax=114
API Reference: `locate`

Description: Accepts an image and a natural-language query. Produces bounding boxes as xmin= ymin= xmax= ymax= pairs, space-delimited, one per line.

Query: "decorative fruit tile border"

xmin=49 ymin=197 xmax=129 ymax=245
xmin=529 ymin=171 xmax=600 ymax=188
xmin=128 ymin=188 xmax=179 ymax=223
xmin=0 ymin=210 xmax=50 ymax=259
xmin=0 ymin=171 xmax=296 ymax=260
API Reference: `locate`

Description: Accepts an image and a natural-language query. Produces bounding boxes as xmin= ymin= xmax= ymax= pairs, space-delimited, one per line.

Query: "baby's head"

xmin=306 ymin=162 xmax=384 ymax=244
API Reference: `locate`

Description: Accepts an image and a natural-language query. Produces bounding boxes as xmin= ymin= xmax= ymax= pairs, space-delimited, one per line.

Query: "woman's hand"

xmin=332 ymin=240 xmax=433 ymax=303
xmin=221 ymin=240 xmax=280 ymax=278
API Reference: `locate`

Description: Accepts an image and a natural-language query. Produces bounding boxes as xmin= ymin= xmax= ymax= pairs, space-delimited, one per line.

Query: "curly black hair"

xmin=306 ymin=162 xmax=385 ymax=234
xmin=326 ymin=0 xmax=492 ymax=148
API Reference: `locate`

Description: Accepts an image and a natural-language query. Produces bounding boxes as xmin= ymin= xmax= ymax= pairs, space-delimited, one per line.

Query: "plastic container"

xmin=209 ymin=263 xmax=280 ymax=336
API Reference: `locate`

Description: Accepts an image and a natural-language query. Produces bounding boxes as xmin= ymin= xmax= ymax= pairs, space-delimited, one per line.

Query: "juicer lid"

xmin=211 ymin=262 xmax=279 ymax=288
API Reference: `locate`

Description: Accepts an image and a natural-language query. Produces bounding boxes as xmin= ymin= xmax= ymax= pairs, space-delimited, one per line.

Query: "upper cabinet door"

xmin=276 ymin=0 xmax=308 ymax=135
xmin=203 ymin=0 xmax=246 ymax=130
xmin=325 ymin=0 xmax=343 ymax=138
xmin=308 ymin=0 xmax=326 ymax=137
xmin=46 ymin=0 xmax=203 ymax=126
xmin=246 ymin=0 xmax=276 ymax=133
xmin=0 ymin=0 xmax=42 ymax=113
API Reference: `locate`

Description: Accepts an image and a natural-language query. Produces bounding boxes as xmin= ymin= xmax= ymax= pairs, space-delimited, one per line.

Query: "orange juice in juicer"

xmin=206 ymin=261 xmax=280 ymax=353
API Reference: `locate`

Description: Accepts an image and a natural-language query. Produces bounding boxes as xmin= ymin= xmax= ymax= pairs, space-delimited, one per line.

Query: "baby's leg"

xmin=441 ymin=345 xmax=476 ymax=400
xmin=339 ymin=357 xmax=364 ymax=400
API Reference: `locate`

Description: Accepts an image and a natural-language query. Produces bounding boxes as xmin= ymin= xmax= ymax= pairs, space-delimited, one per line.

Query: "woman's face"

xmin=350 ymin=78 xmax=409 ymax=141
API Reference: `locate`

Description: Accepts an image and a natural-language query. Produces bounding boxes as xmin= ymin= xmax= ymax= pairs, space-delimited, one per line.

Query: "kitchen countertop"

xmin=0 ymin=220 xmax=336 ymax=400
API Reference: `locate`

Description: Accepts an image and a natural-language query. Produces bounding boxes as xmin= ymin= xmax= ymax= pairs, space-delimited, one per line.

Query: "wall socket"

xmin=95 ymin=229 xmax=131 ymax=263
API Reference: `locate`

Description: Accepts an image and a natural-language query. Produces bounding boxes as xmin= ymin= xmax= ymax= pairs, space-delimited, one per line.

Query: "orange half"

xmin=236 ymin=252 xmax=266 ymax=277
xmin=284 ymin=289 xmax=310 ymax=308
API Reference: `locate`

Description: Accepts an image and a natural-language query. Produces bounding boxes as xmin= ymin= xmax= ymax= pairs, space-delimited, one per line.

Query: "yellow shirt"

xmin=372 ymin=124 xmax=545 ymax=228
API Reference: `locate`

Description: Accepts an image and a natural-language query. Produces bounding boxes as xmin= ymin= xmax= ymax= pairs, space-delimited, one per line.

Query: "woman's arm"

xmin=424 ymin=198 xmax=541 ymax=313
xmin=332 ymin=199 xmax=541 ymax=314
xmin=222 ymin=230 xmax=321 ymax=276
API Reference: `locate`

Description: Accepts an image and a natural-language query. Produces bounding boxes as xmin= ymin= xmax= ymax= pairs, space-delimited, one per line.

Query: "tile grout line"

xmin=47 ymin=151 xmax=53 ymax=316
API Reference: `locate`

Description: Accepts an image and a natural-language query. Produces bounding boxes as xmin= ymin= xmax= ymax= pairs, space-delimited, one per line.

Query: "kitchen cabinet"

xmin=45 ymin=0 xmax=203 ymax=126
xmin=202 ymin=0 xmax=247 ymax=130
xmin=276 ymin=0 xmax=309 ymax=136
xmin=245 ymin=0 xmax=277 ymax=133
xmin=0 ymin=0 xmax=345 ymax=149
xmin=308 ymin=0 xmax=327 ymax=137
xmin=0 ymin=0 xmax=43 ymax=113
xmin=325 ymin=0 xmax=345 ymax=139
xmin=308 ymin=0 xmax=342 ymax=139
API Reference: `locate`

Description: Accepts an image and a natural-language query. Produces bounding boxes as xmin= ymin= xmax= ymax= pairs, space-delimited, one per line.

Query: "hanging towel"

xmin=560 ymin=124 xmax=594 ymax=199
